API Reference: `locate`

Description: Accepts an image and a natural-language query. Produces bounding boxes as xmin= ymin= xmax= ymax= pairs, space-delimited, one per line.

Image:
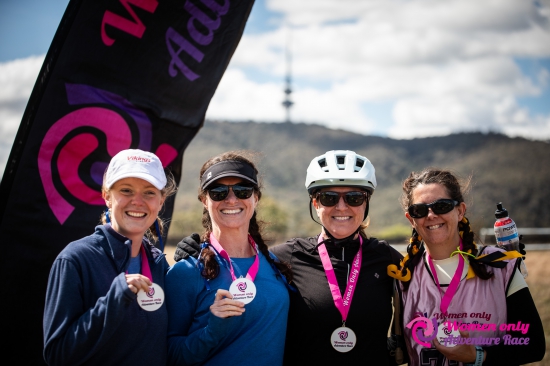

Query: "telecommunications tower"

xmin=282 ymin=44 xmax=293 ymax=123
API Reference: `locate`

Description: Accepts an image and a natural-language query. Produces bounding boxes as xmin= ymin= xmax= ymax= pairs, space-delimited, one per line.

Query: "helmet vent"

xmin=318 ymin=158 xmax=327 ymax=168
xmin=336 ymin=155 xmax=345 ymax=170
xmin=355 ymin=158 xmax=364 ymax=171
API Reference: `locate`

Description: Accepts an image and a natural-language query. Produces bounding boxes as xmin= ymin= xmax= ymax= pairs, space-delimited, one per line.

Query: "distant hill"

xmin=167 ymin=120 xmax=550 ymax=245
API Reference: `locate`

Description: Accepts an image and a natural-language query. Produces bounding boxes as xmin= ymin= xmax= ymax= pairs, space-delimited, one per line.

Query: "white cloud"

xmin=2 ymin=0 xmax=550 ymax=176
xmin=0 ymin=56 xmax=43 ymax=174
xmin=207 ymin=0 xmax=550 ymax=139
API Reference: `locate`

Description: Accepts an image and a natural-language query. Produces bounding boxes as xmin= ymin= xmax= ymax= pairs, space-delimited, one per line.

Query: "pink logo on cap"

xmin=127 ymin=156 xmax=152 ymax=163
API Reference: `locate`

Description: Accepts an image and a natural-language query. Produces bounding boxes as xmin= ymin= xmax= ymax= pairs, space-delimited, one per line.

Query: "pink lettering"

xmin=127 ymin=156 xmax=151 ymax=162
xmin=101 ymin=0 xmax=159 ymax=46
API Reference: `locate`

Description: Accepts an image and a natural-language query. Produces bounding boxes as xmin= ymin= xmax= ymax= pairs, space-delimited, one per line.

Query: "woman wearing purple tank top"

xmin=388 ymin=168 xmax=545 ymax=366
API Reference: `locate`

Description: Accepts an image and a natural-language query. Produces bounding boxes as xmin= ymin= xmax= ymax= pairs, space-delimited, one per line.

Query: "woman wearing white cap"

xmin=165 ymin=151 xmax=292 ymax=366
xmin=43 ymin=149 xmax=176 ymax=366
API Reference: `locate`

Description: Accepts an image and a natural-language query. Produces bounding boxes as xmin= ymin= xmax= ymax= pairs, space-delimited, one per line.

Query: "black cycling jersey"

xmin=271 ymin=234 xmax=403 ymax=365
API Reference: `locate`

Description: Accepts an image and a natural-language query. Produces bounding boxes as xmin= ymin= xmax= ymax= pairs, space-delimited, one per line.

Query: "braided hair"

xmin=197 ymin=151 xmax=293 ymax=283
xmin=388 ymin=168 xmax=492 ymax=289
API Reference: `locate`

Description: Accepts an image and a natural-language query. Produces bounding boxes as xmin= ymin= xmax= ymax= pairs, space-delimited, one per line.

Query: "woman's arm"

xmin=482 ymin=287 xmax=545 ymax=365
xmin=43 ymin=258 xmax=136 ymax=366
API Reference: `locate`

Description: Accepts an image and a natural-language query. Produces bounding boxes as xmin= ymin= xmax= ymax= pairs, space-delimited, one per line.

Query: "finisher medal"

xmin=317 ymin=235 xmax=364 ymax=353
xmin=331 ymin=326 xmax=357 ymax=352
xmin=137 ymin=283 xmax=165 ymax=311
xmin=229 ymin=277 xmax=257 ymax=304
xmin=209 ymin=233 xmax=260 ymax=305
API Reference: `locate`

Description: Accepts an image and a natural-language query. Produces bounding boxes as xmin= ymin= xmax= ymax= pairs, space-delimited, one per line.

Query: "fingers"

xmin=434 ymin=342 xmax=477 ymax=363
xmin=210 ymin=289 xmax=245 ymax=319
xmin=125 ymin=274 xmax=152 ymax=294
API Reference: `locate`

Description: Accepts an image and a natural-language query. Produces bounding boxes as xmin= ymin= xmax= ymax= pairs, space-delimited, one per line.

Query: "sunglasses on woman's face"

xmin=315 ymin=191 xmax=368 ymax=207
xmin=207 ymin=184 xmax=255 ymax=201
xmin=407 ymin=199 xmax=459 ymax=218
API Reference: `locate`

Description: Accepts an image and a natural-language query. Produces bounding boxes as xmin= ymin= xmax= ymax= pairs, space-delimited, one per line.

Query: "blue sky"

xmin=1 ymin=0 xmax=550 ymax=172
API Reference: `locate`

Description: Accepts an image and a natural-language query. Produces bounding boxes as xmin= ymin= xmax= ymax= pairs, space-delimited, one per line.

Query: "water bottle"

xmin=494 ymin=202 xmax=527 ymax=277
xmin=494 ymin=202 xmax=519 ymax=251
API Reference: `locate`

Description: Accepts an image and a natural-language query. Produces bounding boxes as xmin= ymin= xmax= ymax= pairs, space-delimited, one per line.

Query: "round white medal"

xmin=436 ymin=321 xmax=461 ymax=347
xmin=137 ymin=283 xmax=165 ymax=311
xmin=229 ymin=278 xmax=257 ymax=304
xmin=330 ymin=326 xmax=356 ymax=352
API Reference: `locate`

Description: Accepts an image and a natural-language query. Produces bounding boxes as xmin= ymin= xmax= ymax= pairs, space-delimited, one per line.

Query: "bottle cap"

xmin=495 ymin=202 xmax=509 ymax=219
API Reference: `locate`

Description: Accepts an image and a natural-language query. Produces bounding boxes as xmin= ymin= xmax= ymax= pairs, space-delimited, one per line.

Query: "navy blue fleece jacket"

xmin=43 ymin=224 xmax=169 ymax=366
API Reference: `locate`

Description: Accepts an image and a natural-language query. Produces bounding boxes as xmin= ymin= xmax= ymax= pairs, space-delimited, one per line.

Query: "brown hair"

xmin=197 ymin=151 xmax=293 ymax=282
xmin=394 ymin=168 xmax=492 ymax=290
xmin=100 ymin=170 xmax=178 ymax=245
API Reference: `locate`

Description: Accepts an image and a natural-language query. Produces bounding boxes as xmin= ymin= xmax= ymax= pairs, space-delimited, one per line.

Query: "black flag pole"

xmin=0 ymin=0 xmax=255 ymax=363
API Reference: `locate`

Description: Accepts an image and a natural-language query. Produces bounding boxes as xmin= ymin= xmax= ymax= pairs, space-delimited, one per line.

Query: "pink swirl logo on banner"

xmin=406 ymin=316 xmax=438 ymax=347
xmin=237 ymin=282 xmax=247 ymax=292
xmin=38 ymin=83 xmax=178 ymax=224
xmin=338 ymin=331 xmax=348 ymax=341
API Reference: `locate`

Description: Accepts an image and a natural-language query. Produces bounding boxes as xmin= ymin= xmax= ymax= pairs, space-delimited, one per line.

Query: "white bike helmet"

xmin=305 ymin=150 xmax=377 ymax=195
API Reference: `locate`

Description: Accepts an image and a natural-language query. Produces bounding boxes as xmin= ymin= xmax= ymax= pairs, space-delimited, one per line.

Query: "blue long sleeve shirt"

xmin=166 ymin=251 xmax=289 ymax=366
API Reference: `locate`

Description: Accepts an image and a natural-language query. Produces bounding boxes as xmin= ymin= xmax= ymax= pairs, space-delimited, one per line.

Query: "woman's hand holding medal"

xmin=210 ymin=289 xmax=246 ymax=318
xmin=125 ymin=274 xmax=153 ymax=294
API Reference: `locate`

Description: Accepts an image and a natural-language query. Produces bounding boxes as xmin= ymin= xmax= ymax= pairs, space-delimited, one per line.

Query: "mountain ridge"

xmin=168 ymin=120 xmax=550 ymax=244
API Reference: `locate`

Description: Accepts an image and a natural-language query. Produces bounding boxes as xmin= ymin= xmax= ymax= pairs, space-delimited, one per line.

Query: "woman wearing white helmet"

xmin=174 ymin=150 xmax=403 ymax=364
xmin=270 ymin=150 xmax=403 ymax=364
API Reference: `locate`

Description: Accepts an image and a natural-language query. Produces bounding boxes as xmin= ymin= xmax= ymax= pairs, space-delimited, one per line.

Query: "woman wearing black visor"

xmin=175 ymin=150 xmax=403 ymax=365
xmin=166 ymin=151 xmax=292 ymax=366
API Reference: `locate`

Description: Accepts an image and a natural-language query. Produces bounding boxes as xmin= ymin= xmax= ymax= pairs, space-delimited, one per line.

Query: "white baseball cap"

xmin=105 ymin=149 xmax=167 ymax=190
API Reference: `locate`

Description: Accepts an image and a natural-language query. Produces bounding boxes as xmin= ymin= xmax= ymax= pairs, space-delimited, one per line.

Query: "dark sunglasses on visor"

xmin=315 ymin=191 xmax=368 ymax=207
xmin=207 ymin=184 xmax=255 ymax=201
xmin=408 ymin=199 xmax=459 ymax=218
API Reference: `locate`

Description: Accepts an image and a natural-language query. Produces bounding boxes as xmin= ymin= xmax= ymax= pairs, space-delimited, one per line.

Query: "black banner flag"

xmin=0 ymin=0 xmax=254 ymax=363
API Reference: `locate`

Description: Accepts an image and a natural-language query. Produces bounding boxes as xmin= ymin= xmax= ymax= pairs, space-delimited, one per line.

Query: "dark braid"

xmin=459 ymin=217 xmax=493 ymax=280
xmin=249 ymin=212 xmax=293 ymax=282
xmin=198 ymin=209 xmax=220 ymax=280
xmin=196 ymin=150 xmax=293 ymax=282
xmin=400 ymin=229 xmax=425 ymax=290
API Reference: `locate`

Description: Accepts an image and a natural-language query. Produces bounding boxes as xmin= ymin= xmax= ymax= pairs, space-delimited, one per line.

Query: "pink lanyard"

xmin=126 ymin=244 xmax=153 ymax=282
xmin=426 ymin=240 xmax=464 ymax=315
xmin=317 ymin=235 xmax=363 ymax=323
xmin=209 ymin=233 xmax=260 ymax=281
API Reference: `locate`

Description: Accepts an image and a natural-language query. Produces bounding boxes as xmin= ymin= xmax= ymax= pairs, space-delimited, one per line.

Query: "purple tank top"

xmin=401 ymin=246 xmax=517 ymax=366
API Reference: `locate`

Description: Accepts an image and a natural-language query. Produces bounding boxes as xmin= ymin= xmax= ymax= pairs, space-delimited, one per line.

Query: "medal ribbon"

xmin=125 ymin=244 xmax=154 ymax=282
xmin=209 ymin=233 xmax=260 ymax=281
xmin=426 ymin=239 xmax=464 ymax=315
xmin=139 ymin=244 xmax=153 ymax=282
xmin=317 ymin=235 xmax=363 ymax=323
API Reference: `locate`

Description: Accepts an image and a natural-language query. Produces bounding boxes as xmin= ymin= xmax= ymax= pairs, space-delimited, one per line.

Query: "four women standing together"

xmin=43 ymin=148 xmax=545 ymax=365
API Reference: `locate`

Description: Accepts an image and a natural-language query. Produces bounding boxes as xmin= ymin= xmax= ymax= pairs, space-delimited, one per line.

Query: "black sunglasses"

xmin=408 ymin=199 xmax=459 ymax=218
xmin=207 ymin=184 xmax=255 ymax=201
xmin=315 ymin=191 xmax=368 ymax=207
